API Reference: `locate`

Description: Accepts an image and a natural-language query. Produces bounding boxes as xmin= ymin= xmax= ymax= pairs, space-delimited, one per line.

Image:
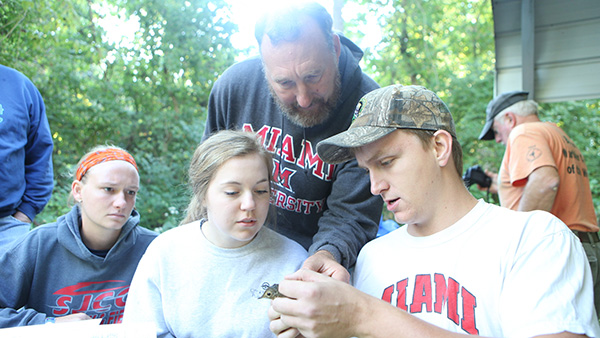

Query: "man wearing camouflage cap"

xmin=479 ymin=91 xmax=600 ymax=314
xmin=268 ymin=84 xmax=599 ymax=338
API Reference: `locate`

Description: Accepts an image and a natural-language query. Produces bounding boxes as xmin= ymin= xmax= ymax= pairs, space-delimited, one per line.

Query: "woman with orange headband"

xmin=0 ymin=145 xmax=157 ymax=328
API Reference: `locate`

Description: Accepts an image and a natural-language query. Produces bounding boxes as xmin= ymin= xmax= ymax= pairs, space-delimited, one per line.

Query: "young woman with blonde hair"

xmin=124 ymin=130 xmax=307 ymax=337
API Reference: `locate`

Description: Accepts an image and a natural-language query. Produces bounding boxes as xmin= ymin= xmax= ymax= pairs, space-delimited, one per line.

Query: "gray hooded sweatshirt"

xmin=203 ymin=35 xmax=381 ymax=268
xmin=0 ymin=205 xmax=157 ymax=327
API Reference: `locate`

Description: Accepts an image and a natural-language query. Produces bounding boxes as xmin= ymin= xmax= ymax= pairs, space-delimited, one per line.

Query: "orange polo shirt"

xmin=498 ymin=122 xmax=598 ymax=232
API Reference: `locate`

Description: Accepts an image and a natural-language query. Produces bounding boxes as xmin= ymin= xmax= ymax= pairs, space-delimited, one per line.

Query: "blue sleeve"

xmin=19 ymin=80 xmax=54 ymax=221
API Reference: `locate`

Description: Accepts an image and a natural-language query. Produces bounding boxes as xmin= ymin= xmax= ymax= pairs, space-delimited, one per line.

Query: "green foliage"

xmin=349 ymin=0 xmax=499 ymax=166
xmin=346 ymin=0 xmax=599 ymax=221
xmin=2 ymin=0 xmax=238 ymax=229
xmin=345 ymin=0 xmax=498 ymax=220
xmin=540 ymin=100 xmax=600 ymax=209
xmin=3 ymin=0 xmax=598 ymax=227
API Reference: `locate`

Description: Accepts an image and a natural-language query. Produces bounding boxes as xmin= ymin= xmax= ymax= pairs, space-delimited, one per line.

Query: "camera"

xmin=463 ymin=165 xmax=492 ymax=188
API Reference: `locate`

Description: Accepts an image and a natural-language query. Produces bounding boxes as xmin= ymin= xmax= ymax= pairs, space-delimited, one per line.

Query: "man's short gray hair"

xmin=495 ymin=100 xmax=539 ymax=121
xmin=254 ymin=2 xmax=334 ymax=50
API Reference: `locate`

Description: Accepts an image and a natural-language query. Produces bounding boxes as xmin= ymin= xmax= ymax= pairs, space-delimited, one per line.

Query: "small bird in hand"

xmin=258 ymin=282 xmax=286 ymax=299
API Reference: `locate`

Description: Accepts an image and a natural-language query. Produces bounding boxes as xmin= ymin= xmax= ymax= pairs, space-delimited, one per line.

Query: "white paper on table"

xmin=0 ymin=319 xmax=156 ymax=338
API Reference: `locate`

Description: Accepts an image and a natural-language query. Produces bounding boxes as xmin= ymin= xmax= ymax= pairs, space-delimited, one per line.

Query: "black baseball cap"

xmin=479 ymin=91 xmax=529 ymax=140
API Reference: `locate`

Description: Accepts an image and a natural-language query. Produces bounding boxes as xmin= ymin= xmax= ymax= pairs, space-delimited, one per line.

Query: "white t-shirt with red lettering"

xmin=353 ymin=200 xmax=599 ymax=337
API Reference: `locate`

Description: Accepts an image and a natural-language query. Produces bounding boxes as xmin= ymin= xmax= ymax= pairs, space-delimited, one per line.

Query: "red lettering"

xmin=382 ymin=285 xmax=394 ymax=303
xmin=275 ymin=191 xmax=286 ymax=209
xmin=297 ymin=141 xmax=326 ymax=180
xmin=269 ymin=189 xmax=326 ymax=216
xmin=301 ymin=200 xmax=315 ymax=214
xmin=245 ymin=124 xmax=264 ymax=139
xmin=386 ymin=274 xmax=477 ymax=334
xmin=272 ymin=160 xmax=296 ymax=191
xmin=447 ymin=278 xmax=460 ymax=325
xmin=410 ymin=274 xmax=432 ymax=313
xmin=242 ymin=123 xmax=254 ymax=132
xmin=52 ymin=283 xmax=130 ymax=321
xmin=286 ymin=196 xmax=297 ymax=211
xmin=53 ymin=296 xmax=72 ymax=316
xmin=266 ymin=128 xmax=282 ymax=153
xmin=461 ymin=287 xmax=478 ymax=334
xmin=325 ymin=163 xmax=335 ymax=181
xmin=315 ymin=200 xmax=324 ymax=213
xmin=396 ymin=279 xmax=408 ymax=311
xmin=54 ymin=281 xmax=125 ymax=296
xmin=106 ymin=309 xmax=124 ymax=324
xmin=434 ymin=273 xmax=446 ymax=314
xmin=280 ymin=135 xmax=295 ymax=163
xmin=73 ymin=294 xmax=92 ymax=313
xmin=295 ymin=197 xmax=303 ymax=213
xmin=115 ymin=287 xmax=128 ymax=308
xmin=92 ymin=291 xmax=113 ymax=312
xmin=242 ymin=124 xmax=282 ymax=154
xmin=434 ymin=274 xmax=459 ymax=325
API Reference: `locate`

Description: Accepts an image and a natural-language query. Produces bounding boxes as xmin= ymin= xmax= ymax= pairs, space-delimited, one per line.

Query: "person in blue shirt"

xmin=0 ymin=64 xmax=53 ymax=253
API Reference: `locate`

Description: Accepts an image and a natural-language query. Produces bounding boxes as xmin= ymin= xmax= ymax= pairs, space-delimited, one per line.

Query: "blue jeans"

xmin=0 ymin=215 xmax=31 ymax=255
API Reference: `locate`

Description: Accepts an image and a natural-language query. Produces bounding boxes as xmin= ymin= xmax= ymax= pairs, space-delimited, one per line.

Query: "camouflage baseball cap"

xmin=479 ymin=90 xmax=528 ymax=140
xmin=316 ymin=84 xmax=455 ymax=164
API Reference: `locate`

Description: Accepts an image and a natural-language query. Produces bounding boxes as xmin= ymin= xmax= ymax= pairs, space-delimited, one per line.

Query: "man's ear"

xmin=504 ymin=112 xmax=517 ymax=128
xmin=333 ymin=33 xmax=341 ymax=59
xmin=432 ymin=130 xmax=453 ymax=168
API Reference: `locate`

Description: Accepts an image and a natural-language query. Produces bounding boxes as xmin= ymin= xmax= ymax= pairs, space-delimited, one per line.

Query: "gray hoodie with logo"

xmin=204 ymin=35 xmax=381 ymax=268
xmin=0 ymin=206 xmax=157 ymax=327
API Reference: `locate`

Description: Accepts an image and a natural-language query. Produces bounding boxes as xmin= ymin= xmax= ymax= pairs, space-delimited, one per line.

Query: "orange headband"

xmin=76 ymin=148 xmax=138 ymax=181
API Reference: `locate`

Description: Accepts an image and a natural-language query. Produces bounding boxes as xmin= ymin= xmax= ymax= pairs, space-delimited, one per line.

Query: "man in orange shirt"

xmin=479 ymin=90 xmax=600 ymax=313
